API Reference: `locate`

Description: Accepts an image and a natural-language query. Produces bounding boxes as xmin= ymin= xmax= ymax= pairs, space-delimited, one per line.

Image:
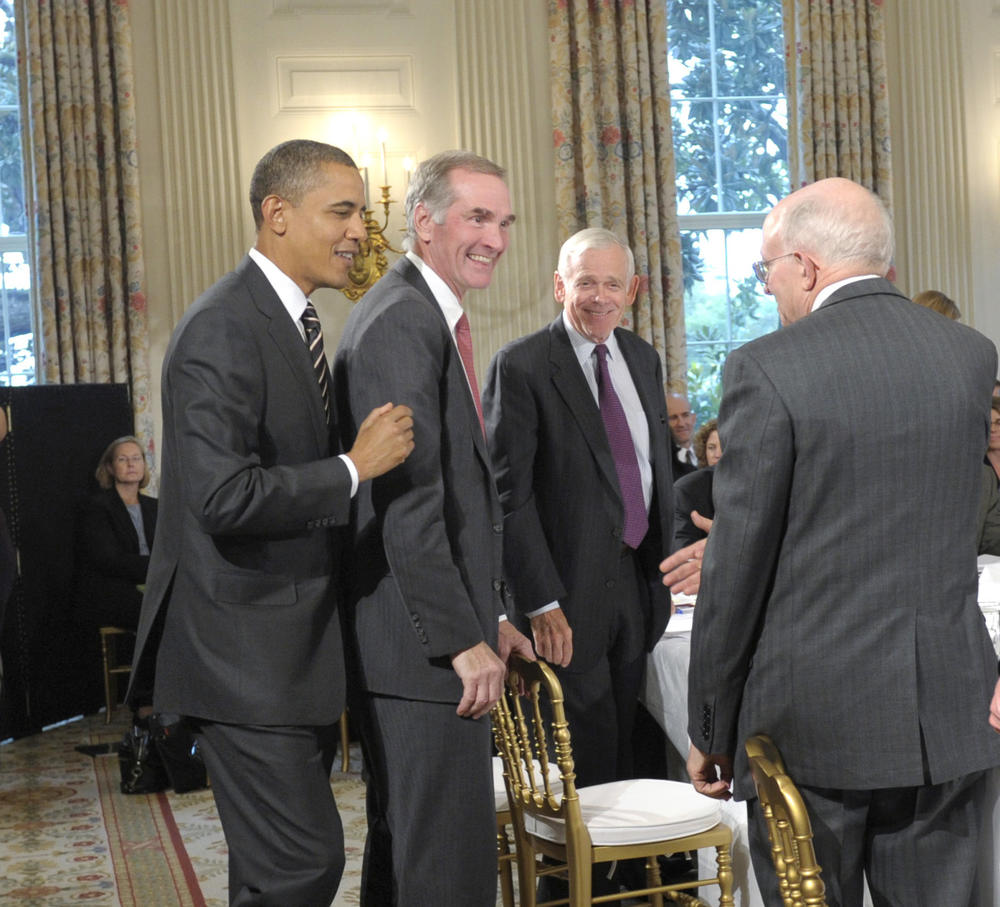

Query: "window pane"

xmin=668 ymin=0 xmax=711 ymax=99
xmin=0 ymin=111 xmax=26 ymax=235
xmin=683 ymin=228 xmax=778 ymax=411
xmin=1 ymin=250 xmax=34 ymax=385
xmin=0 ymin=5 xmax=17 ymax=106
xmin=716 ymin=98 xmax=788 ymax=213
xmin=673 ymin=99 xmax=718 ymax=215
xmin=711 ymin=2 xmax=786 ymax=98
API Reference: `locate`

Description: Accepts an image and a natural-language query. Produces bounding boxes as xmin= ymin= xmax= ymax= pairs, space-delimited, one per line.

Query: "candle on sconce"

xmin=360 ymin=152 xmax=373 ymax=209
xmin=377 ymin=128 xmax=389 ymax=186
xmin=402 ymin=156 xmax=415 ymax=192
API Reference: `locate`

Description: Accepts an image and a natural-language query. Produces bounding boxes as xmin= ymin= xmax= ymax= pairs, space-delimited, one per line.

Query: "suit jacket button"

xmin=492 ymin=523 xmax=503 ymax=534
xmin=492 ymin=578 xmax=502 ymax=591
xmin=612 ymin=528 xmax=622 ymax=540
xmin=605 ymin=579 xmax=615 ymax=588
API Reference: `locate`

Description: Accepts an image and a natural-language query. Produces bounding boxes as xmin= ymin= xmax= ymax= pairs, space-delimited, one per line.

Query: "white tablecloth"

xmin=644 ymin=596 xmax=1000 ymax=907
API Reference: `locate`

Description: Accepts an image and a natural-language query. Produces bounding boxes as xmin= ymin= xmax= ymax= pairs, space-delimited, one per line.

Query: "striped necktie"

xmin=301 ymin=302 xmax=331 ymax=423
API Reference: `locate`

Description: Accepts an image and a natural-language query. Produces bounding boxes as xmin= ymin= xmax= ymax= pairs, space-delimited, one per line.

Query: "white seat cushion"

xmin=525 ymin=778 xmax=722 ymax=846
xmin=492 ymin=755 xmax=563 ymax=811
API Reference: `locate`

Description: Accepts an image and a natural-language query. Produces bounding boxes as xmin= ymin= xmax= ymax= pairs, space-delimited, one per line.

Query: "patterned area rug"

xmin=0 ymin=711 xmax=369 ymax=906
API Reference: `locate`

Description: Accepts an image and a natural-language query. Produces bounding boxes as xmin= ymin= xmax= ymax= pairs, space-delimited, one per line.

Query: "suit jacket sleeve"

xmin=688 ymin=348 xmax=794 ymax=757
xmin=165 ymin=302 xmax=351 ymax=536
xmin=483 ymin=347 xmax=568 ymax=611
xmin=340 ymin=296 xmax=493 ymax=658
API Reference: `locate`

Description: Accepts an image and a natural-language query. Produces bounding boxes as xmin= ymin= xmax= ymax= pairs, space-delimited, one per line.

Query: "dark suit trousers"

xmin=747 ymin=769 xmax=987 ymax=907
xmin=196 ymin=721 xmax=345 ymax=907
xmin=352 ymin=692 xmax=496 ymax=907
xmin=550 ymin=547 xmax=647 ymax=788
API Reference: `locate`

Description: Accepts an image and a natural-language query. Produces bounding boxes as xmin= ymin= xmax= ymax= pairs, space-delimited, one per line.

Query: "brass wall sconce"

xmin=343 ymin=185 xmax=403 ymax=302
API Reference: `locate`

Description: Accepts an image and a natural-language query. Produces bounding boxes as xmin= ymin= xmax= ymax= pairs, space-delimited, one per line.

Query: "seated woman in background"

xmin=671 ymin=418 xmax=721 ymax=551
xmin=75 ymin=435 xmax=157 ymax=632
xmin=988 ymin=398 xmax=1000 ymax=487
xmin=912 ymin=289 xmax=960 ymax=320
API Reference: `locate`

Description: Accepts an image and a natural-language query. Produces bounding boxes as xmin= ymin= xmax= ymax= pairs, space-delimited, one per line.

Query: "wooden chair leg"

xmin=339 ymin=710 xmax=350 ymax=772
xmin=100 ymin=629 xmax=115 ymax=724
xmin=497 ymin=815 xmax=515 ymax=907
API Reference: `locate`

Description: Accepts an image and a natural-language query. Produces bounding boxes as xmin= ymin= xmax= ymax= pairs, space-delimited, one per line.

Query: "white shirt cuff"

xmin=338 ymin=454 xmax=359 ymax=497
xmin=526 ymin=601 xmax=560 ymax=618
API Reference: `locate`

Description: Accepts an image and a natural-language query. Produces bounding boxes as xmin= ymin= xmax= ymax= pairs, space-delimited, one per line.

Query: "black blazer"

xmin=74 ymin=487 xmax=157 ymax=630
xmin=670 ymin=440 xmax=698 ymax=477
xmin=484 ymin=316 xmax=674 ymax=671
xmin=671 ymin=467 xmax=714 ymax=552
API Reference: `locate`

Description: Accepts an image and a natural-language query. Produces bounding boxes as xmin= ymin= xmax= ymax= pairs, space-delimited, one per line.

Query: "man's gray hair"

xmin=402 ymin=151 xmax=507 ymax=251
xmin=780 ymin=188 xmax=894 ymax=273
xmin=557 ymin=227 xmax=635 ymax=284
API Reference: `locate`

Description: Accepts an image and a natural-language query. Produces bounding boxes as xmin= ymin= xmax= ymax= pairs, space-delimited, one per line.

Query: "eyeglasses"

xmin=752 ymin=252 xmax=797 ymax=284
xmin=115 ymin=455 xmax=145 ymax=465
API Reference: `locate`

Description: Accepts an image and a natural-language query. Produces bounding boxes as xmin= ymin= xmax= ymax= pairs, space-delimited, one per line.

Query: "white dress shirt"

xmin=248 ymin=247 xmax=358 ymax=495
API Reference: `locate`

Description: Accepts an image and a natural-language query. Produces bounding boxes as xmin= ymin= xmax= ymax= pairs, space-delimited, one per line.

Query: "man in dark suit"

xmin=483 ymin=227 xmax=673 ymax=794
xmin=667 ymin=391 xmax=698 ymax=477
xmin=687 ymin=177 xmax=1000 ymax=904
xmin=130 ymin=140 xmax=414 ymax=907
xmin=333 ymin=150 xmax=533 ymax=906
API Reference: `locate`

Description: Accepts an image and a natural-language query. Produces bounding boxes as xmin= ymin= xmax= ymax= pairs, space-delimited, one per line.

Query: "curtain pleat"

xmin=549 ymin=0 xmax=687 ymax=389
xmin=18 ymin=0 xmax=155 ymax=455
xmin=784 ymin=0 xmax=892 ymax=211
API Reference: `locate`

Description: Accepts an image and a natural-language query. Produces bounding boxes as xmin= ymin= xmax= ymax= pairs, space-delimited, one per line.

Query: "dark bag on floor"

xmin=118 ymin=716 xmax=169 ymax=794
xmin=151 ymin=714 xmax=207 ymax=794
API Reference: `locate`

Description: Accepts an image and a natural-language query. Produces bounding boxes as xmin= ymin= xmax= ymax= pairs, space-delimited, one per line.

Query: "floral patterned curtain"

xmin=549 ymin=0 xmax=687 ymax=389
xmin=783 ymin=0 xmax=892 ymax=209
xmin=18 ymin=0 xmax=155 ymax=453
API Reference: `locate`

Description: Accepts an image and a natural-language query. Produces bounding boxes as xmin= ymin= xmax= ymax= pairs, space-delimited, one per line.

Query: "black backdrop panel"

xmin=0 ymin=384 xmax=133 ymax=740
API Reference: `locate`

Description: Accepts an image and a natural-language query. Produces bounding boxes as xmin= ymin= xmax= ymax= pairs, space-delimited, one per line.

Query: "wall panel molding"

xmin=276 ymin=55 xmax=414 ymax=110
xmin=885 ymin=0 xmax=972 ymax=316
xmin=153 ymin=0 xmax=244 ymax=323
xmin=454 ymin=0 xmax=559 ymax=372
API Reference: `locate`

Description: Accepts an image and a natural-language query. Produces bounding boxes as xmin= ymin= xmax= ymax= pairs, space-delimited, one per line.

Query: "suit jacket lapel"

xmin=548 ymin=318 xmax=621 ymax=502
xmin=238 ymin=257 xmax=330 ymax=454
xmin=617 ymin=328 xmax=667 ymax=455
xmin=397 ymin=257 xmax=492 ymax=468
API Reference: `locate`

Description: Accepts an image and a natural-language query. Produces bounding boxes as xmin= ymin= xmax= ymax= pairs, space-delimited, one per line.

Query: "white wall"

xmin=959 ymin=0 xmax=1000 ymax=349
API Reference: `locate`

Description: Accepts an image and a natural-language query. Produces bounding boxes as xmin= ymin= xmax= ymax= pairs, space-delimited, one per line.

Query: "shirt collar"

xmin=561 ymin=309 xmax=623 ymax=367
xmin=811 ymin=273 xmax=880 ymax=312
xmin=406 ymin=250 xmax=464 ymax=333
xmin=249 ymin=247 xmax=310 ymax=324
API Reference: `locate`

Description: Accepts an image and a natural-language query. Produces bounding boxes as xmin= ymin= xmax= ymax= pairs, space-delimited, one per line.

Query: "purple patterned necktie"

xmin=594 ymin=343 xmax=648 ymax=548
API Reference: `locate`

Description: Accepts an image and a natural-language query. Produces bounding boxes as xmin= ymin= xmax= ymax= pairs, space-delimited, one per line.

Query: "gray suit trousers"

xmin=196 ymin=721 xmax=345 ymax=907
xmin=747 ymin=769 xmax=987 ymax=906
xmin=352 ymin=693 xmax=496 ymax=907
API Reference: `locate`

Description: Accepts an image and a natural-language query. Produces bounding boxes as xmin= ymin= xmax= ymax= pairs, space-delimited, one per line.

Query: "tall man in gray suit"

xmin=130 ymin=140 xmax=414 ymax=907
xmin=483 ymin=228 xmax=673 ymax=794
xmin=333 ymin=151 xmax=534 ymax=906
xmin=687 ymin=177 xmax=1000 ymax=905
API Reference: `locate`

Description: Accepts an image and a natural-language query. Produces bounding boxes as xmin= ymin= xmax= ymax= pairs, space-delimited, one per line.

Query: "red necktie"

xmin=455 ymin=312 xmax=485 ymax=437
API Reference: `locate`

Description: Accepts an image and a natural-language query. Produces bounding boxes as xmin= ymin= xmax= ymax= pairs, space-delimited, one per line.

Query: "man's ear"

xmin=797 ymin=252 xmax=818 ymax=292
xmin=413 ymin=202 xmax=435 ymax=243
xmin=553 ymin=270 xmax=566 ymax=304
xmin=260 ymin=194 xmax=289 ymax=236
